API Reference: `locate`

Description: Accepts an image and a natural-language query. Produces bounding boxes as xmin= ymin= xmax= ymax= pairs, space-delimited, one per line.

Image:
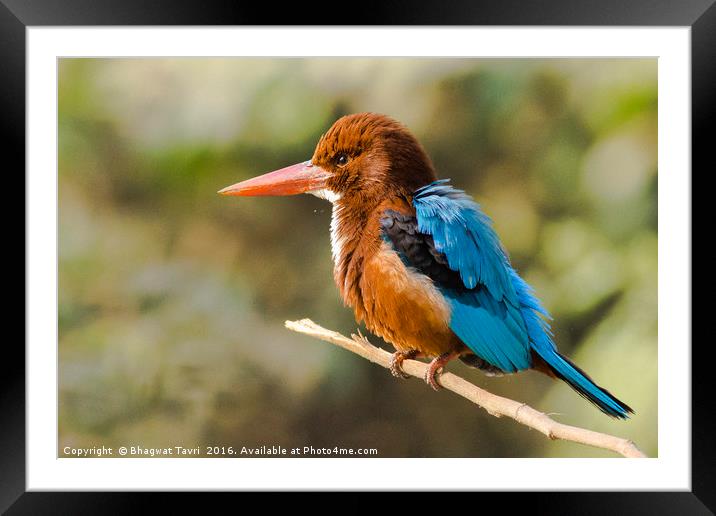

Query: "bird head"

xmin=219 ymin=113 xmax=437 ymax=204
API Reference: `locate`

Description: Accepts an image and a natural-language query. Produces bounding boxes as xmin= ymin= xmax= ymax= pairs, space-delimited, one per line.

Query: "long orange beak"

xmin=218 ymin=161 xmax=331 ymax=197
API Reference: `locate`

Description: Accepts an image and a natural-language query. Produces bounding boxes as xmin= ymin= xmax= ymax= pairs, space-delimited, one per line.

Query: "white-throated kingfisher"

xmin=219 ymin=113 xmax=633 ymax=419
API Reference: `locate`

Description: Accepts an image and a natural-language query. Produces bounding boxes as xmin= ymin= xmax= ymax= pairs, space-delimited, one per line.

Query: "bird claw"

xmin=389 ymin=350 xmax=418 ymax=379
xmin=424 ymin=366 xmax=443 ymax=390
xmin=424 ymin=351 xmax=459 ymax=391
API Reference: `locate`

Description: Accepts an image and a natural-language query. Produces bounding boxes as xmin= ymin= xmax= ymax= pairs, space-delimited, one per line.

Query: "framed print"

xmin=5 ymin=0 xmax=709 ymax=511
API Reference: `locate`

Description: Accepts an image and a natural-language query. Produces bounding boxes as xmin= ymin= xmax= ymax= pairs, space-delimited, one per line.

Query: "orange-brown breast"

xmin=359 ymin=242 xmax=464 ymax=357
xmin=332 ymin=196 xmax=465 ymax=358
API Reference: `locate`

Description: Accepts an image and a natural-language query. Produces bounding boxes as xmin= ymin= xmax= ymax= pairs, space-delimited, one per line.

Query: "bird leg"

xmin=424 ymin=351 xmax=461 ymax=391
xmin=389 ymin=349 xmax=420 ymax=379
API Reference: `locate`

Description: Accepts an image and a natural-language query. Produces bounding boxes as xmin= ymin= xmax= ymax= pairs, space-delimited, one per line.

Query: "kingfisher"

xmin=219 ymin=113 xmax=633 ymax=419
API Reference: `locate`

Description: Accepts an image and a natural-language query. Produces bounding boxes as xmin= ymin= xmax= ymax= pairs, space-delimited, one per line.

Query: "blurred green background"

xmin=58 ymin=58 xmax=657 ymax=458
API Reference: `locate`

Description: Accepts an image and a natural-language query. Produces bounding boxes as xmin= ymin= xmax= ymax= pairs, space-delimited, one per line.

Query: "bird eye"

xmin=336 ymin=153 xmax=349 ymax=167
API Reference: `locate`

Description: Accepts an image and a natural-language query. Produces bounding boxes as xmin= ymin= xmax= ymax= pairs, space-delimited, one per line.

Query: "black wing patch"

xmin=380 ymin=209 xmax=474 ymax=292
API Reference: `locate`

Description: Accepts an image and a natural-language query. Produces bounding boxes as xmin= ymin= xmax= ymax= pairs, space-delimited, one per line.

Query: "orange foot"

xmin=389 ymin=349 xmax=420 ymax=379
xmin=424 ymin=351 xmax=460 ymax=390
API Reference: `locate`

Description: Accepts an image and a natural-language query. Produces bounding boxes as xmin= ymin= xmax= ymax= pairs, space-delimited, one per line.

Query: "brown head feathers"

xmin=311 ymin=113 xmax=437 ymax=204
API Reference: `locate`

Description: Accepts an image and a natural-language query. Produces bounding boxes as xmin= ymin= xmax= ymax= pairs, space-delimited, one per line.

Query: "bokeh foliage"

xmin=59 ymin=58 xmax=657 ymax=457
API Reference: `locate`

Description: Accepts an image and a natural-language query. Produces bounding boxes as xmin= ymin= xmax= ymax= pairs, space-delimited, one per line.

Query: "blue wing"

xmin=412 ymin=180 xmax=551 ymax=373
xmin=384 ymin=180 xmax=632 ymax=418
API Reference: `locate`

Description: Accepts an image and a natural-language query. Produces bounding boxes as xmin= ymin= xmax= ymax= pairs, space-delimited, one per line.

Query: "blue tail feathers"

xmin=507 ymin=267 xmax=633 ymax=419
xmin=535 ymin=348 xmax=634 ymax=419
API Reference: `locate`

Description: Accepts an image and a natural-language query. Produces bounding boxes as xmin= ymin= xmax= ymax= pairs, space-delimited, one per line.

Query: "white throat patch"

xmin=309 ymin=189 xmax=342 ymax=203
xmin=329 ymin=202 xmax=346 ymax=266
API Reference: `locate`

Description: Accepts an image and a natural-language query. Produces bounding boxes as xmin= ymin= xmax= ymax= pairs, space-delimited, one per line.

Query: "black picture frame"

xmin=5 ymin=0 xmax=708 ymax=512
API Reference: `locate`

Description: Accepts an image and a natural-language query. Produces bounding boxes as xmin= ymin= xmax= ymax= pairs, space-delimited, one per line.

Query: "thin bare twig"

xmin=285 ymin=318 xmax=647 ymax=459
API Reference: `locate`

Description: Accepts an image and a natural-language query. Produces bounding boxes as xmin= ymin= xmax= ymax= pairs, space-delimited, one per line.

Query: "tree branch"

xmin=285 ymin=318 xmax=647 ymax=459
